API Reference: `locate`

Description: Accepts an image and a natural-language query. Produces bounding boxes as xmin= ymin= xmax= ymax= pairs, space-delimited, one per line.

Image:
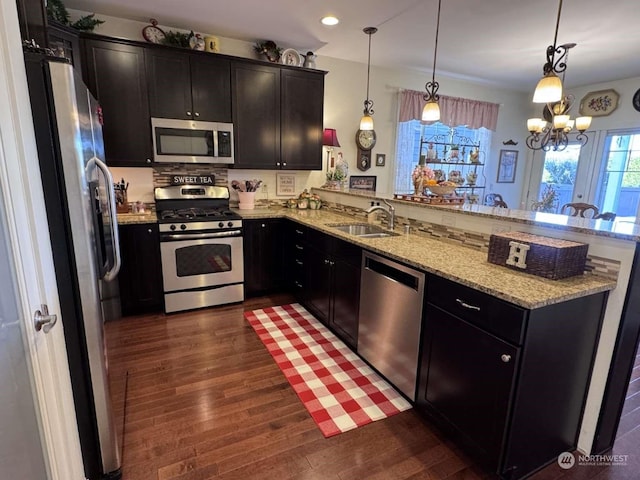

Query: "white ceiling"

xmin=66 ymin=0 xmax=640 ymax=92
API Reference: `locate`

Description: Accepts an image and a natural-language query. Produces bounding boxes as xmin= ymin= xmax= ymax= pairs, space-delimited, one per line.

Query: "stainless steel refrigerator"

xmin=24 ymin=52 xmax=122 ymax=480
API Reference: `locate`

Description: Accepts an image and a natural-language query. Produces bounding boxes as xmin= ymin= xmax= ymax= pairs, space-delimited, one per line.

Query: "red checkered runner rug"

xmin=244 ymin=303 xmax=412 ymax=437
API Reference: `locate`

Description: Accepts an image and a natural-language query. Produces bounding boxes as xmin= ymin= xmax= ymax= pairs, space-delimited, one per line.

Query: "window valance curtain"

xmin=398 ymin=89 xmax=499 ymax=131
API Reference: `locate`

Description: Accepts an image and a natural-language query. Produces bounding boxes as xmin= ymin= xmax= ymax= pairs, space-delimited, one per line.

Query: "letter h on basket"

xmin=506 ymin=241 xmax=530 ymax=269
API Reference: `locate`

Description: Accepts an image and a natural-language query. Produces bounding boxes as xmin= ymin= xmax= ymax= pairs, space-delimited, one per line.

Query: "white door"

xmin=0 ymin=2 xmax=85 ymax=479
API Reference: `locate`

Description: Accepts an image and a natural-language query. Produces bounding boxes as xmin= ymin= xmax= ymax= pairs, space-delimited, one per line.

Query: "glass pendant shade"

xmin=575 ymin=116 xmax=592 ymax=131
xmin=533 ymin=72 xmax=563 ymax=103
xmin=359 ymin=114 xmax=374 ymax=131
xmin=553 ymin=114 xmax=570 ymax=129
xmin=422 ymin=101 xmax=441 ymax=122
xmin=527 ymin=118 xmax=542 ymax=132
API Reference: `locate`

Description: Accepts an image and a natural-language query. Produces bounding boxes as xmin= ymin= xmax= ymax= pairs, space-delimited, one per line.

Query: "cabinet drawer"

xmin=427 ymin=275 xmax=526 ymax=345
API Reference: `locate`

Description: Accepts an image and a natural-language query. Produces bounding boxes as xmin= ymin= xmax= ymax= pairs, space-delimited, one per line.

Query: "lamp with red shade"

xmin=322 ymin=128 xmax=341 ymax=171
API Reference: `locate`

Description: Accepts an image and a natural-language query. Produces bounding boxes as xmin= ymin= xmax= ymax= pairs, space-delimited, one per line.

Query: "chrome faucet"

xmin=366 ymin=199 xmax=396 ymax=230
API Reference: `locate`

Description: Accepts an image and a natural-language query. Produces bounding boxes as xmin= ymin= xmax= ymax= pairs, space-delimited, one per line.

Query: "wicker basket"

xmin=487 ymin=231 xmax=588 ymax=280
xmin=426 ymin=185 xmax=457 ymax=196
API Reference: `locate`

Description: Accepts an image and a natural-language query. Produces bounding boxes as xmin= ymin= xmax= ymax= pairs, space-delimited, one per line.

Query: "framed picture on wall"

xmin=276 ymin=173 xmax=296 ymax=195
xmin=497 ymin=150 xmax=518 ymax=183
xmin=349 ymin=175 xmax=377 ymax=192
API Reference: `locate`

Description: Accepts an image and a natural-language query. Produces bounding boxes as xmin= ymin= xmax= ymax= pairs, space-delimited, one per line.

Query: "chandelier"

xmin=422 ymin=0 xmax=443 ymax=122
xmin=526 ymin=0 xmax=591 ymax=152
xmin=359 ymin=27 xmax=377 ymax=131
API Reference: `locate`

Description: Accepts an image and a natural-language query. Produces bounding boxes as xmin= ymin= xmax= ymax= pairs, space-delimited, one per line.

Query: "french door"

xmin=594 ymin=130 xmax=640 ymax=221
xmin=524 ymin=135 xmax=596 ymax=213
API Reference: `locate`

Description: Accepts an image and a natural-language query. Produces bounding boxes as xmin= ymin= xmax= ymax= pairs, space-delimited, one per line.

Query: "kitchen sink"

xmin=327 ymin=223 xmax=400 ymax=238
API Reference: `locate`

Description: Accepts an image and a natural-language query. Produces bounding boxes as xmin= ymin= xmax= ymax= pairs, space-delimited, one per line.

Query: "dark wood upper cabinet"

xmin=233 ymin=62 xmax=324 ymax=170
xmin=146 ymin=49 xmax=231 ymax=122
xmin=232 ymin=62 xmax=281 ymax=169
xmin=16 ymin=0 xmax=48 ymax=47
xmin=47 ymin=21 xmax=82 ymax=73
xmin=281 ymin=69 xmax=324 ymax=170
xmin=190 ymin=55 xmax=231 ymax=122
xmin=82 ymin=38 xmax=153 ymax=166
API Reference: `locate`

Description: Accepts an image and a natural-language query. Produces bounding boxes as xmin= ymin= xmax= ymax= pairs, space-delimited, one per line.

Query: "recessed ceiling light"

xmin=321 ymin=15 xmax=339 ymax=26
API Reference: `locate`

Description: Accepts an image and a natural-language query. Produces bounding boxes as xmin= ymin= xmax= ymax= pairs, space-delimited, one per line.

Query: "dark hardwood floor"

xmin=105 ymin=295 xmax=639 ymax=480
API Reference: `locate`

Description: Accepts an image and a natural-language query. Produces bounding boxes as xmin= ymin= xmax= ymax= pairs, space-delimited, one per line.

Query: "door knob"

xmin=34 ymin=304 xmax=57 ymax=333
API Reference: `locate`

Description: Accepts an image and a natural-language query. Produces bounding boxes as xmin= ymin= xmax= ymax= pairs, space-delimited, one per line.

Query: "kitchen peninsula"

xmin=232 ymin=187 xmax=638 ymax=472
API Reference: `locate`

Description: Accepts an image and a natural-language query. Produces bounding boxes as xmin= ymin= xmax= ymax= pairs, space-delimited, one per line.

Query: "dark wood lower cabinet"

xmin=294 ymin=227 xmax=360 ymax=349
xmin=243 ymin=219 xmax=285 ymax=297
xmin=118 ymin=223 xmax=163 ymax=316
xmin=418 ymin=275 xmax=608 ymax=479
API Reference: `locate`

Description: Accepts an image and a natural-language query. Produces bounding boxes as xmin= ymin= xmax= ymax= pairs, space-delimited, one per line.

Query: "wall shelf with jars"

xmin=418 ymin=129 xmax=485 ymax=204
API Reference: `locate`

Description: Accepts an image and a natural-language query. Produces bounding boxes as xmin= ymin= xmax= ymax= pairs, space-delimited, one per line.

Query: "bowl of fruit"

xmin=426 ymin=181 xmax=458 ymax=196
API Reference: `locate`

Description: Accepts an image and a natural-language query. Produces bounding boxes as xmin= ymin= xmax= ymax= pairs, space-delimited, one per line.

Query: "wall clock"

xmin=355 ymin=129 xmax=377 ymax=151
xmin=142 ymin=19 xmax=166 ymax=44
xmin=357 ymin=148 xmax=371 ymax=171
xmin=633 ymin=88 xmax=640 ymax=112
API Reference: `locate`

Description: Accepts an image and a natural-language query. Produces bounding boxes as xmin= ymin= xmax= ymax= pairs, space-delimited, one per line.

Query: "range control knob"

xmin=180 ymin=224 xmax=187 ymax=230
xmin=227 ymin=221 xmax=234 ymax=228
xmin=218 ymin=222 xmax=224 ymax=228
xmin=170 ymin=224 xmax=177 ymax=231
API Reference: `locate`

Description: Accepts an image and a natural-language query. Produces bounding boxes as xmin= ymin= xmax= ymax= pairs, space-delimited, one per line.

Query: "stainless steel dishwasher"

xmin=358 ymin=251 xmax=426 ymax=400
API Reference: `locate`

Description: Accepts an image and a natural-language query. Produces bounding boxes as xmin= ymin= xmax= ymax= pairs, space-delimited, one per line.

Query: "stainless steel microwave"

xmin=151 ymin=118 xmax=234 ymax=164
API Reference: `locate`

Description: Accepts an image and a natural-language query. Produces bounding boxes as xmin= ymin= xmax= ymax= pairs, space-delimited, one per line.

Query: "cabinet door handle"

xmin=456 ymin=298 xmax=481 ymax=311
xmin=146 ymin=158 xmax=152 ymax=163
xmin=294 ymin=281 xmax=303 ymax=288
xmin=295 ymin=244 xmax=303 ymax=250
xmin=295 ymin=260 xmax=303 ymax=266
xmin=324 ymin=259 xmax=330 ymax=265
xmin=276 ymin=162 xmax=281 ymax=166
xmin=194 ymin=112 xmax=200 ymax=117
xmin=186 ymin=111 xmax=192 ymax=116
xmin=295 ymin=229 xmax=303 ymax=235
xmin=283 ymin=162 xmax=287 ymax=166
xmin=148 ymin=229 xmax=153 ymax=233
xmin=501 ymin=354 xmax=512 ymax=363
xmin=329 ymin=261 xmax=335 ymax=266
xmin=261 ymin=223 xmax=266 ymax=227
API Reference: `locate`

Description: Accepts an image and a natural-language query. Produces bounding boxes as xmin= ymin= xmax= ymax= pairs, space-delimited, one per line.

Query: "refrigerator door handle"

xmin=92 ymin=157 xmax=121 ymax=281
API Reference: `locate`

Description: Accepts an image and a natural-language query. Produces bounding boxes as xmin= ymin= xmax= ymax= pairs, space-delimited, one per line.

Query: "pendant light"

xmin=532 ymin=0 xmax=567 ymax=104
xmin=359 ymin=27 xmax=377 ymax=131
xmin=422 ymin=0 xmax=443 ymax=122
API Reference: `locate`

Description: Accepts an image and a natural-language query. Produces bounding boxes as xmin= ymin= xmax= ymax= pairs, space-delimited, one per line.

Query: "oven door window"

xmin=175 ymin=244 xmax=232 ymax=276
xmin=155 ymin=128 xmax=214 ymax=157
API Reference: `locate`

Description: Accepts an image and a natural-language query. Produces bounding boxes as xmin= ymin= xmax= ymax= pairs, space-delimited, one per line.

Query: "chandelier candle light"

xmin=422 ymin=0 xmax=443 ymax=122
xmin=359 ymin=27 xmax=377 ymax=131
xmin=526 ymin=0 xmax=592 ymax=152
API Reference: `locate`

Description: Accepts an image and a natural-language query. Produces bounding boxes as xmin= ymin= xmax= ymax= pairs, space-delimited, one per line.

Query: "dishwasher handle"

xmin=363 ymin=253 xmax=423 ymax=291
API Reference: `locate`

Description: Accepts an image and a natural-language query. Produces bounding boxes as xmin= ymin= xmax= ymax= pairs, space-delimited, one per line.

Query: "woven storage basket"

xmin=487 ymin=231 xmax=588 ymax=280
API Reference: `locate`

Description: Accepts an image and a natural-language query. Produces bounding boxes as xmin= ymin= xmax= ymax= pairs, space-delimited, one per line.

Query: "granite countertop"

xmin=312 ymin=187 xmax=640 ymax=242
xmin=117 ymin=213 xmax=158 ymax=225
xmin=235 ymin=207 xmax=616 ymax=310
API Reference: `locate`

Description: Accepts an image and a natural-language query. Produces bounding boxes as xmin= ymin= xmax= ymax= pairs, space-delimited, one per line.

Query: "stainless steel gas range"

xmin=154 ymin=185 xmax=243 ymax=313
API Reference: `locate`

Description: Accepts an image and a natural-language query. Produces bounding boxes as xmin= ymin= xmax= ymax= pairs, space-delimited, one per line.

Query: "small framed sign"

xmin=349 ymin=175 xmax=377 ymax=192
xmin=170 ymin=175 xmax=215 ymax=185
xmin=375 ymin=153 xmax=386 ymax=167
xmin=497 ymin=150 xmax=518 ymax=183
xmin=276 ymin=173 xmax=296 ymax=196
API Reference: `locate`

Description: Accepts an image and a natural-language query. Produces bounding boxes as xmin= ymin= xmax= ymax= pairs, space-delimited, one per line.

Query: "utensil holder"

xmin=237 ymin=191 xmax=256 ymax=210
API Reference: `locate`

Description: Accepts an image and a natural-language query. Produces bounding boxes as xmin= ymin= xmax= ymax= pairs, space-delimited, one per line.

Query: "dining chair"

xmin=484 ymin=193 xmax=508 ymax=208
xmin=560 ymin=202 xmax=600 ymax=218
xmin=594 ymin=212 xmax=617 ymax=221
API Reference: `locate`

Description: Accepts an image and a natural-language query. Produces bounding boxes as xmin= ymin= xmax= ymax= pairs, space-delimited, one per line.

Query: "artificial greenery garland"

xmin=47 ymin=0 xmax=104 ymax=32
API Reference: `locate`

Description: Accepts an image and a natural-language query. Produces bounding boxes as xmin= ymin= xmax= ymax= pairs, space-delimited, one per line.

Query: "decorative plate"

xmin=579 ymin=89 xmax=619 ymax=117
xmin=281 ymin=48 xmax=302 ymax=67
xmin=633 ymin=88 xmax=640 ymax=112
